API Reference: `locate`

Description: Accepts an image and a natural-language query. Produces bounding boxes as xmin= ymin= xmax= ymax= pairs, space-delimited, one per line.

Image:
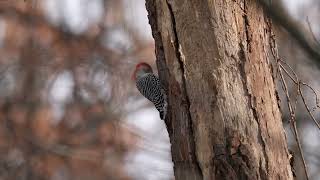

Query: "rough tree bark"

xmin=145 ymin=0 xmax=293 ymax=180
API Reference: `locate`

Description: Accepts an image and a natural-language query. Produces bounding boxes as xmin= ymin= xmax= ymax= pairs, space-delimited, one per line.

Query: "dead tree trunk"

xmin=145 ymin=0 xmax=293 ymax=179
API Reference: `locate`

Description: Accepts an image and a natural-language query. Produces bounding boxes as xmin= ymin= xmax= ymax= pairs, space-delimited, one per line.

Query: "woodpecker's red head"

xmin=132 ymin=62 xmax=153 ymax=80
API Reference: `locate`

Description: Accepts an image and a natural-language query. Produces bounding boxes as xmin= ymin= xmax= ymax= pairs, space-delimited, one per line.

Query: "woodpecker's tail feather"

xmin=159 ymin=111 xmax=164 ymax=120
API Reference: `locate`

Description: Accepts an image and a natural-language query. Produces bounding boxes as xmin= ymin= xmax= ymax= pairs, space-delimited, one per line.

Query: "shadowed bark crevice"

xmin=238 ymin=42 xmax=269 ymax=178
xmin=165 ymin=0 xmax=204 ymax=177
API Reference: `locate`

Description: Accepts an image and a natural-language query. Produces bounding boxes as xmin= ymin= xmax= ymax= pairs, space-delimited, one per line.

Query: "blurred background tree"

xmin=0 ymin=0 xmax=319 ymax=180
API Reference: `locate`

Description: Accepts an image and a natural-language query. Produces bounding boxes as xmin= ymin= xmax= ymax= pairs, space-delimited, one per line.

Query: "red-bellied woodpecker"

xmin=132 ymin=62 xmax=167 ymax=120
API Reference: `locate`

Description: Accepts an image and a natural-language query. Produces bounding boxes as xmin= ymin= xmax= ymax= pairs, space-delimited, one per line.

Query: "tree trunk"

xmin=145 ymin=0 xmax=293 ymax=180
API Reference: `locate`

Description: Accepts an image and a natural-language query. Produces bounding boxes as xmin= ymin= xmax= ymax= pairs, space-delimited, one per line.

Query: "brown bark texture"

xmin=145 ymin=0 xmax=294 ymax=180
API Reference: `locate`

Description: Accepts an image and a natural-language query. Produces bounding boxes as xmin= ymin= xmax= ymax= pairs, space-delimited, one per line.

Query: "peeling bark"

xmin=146 ymin=0 xmax=293 ymax=179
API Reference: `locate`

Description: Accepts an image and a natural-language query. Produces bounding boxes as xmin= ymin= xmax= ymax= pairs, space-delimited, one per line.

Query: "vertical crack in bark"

xmin=165 ymin=0 xmax=203 ymax=178
xmin=239 ymin=1 xmax=270 ymax=174
xmin=239 ymin=42 xmax=269 ymax=179
xmin=145 ymin=0 xmax=167 ymax=81
xmin=243 ymin=0 xmax=252 ymax=52
xmin=145 ymin=0 xmax=172 ymax=132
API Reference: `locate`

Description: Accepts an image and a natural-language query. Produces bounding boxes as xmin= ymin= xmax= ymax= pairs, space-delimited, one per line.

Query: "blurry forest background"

xmin=0 ymin=0 xmax=319 ymax=180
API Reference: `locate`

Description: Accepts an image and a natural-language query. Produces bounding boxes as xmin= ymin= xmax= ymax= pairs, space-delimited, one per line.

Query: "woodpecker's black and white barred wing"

xmin=136 ymin=73 xmax=167 ymax=120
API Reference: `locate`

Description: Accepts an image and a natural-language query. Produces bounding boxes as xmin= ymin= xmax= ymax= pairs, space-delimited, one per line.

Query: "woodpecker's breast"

xmin=136 ymin=74 xmax=164 ymax=105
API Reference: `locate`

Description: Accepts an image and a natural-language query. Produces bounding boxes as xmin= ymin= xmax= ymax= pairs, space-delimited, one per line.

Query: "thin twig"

xmin=279 ymin=62 xmax=320 ymax=111
xmin=301 ymin=82 xmax=320 ymax=109
xmin=306 ymin=17 xmax=320 ymax=46
xmin=298 ymin=85 xmax=320 ymax=130
xmin=278 ymin=65 xmax=310 ymax=180
xmin=278 ymin=59 xmax=298 ymax=81
xmin=279 ymin=64 xmax=298 ymax=83
xmin=270 ymin=31 xmax=310 ymax=179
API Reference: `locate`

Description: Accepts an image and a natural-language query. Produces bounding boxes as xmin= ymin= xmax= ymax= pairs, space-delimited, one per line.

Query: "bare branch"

xmin=259 ymin=0 xmax=320 ymax=67
xmin=270 ymin=32 xmax=310 ymax=180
